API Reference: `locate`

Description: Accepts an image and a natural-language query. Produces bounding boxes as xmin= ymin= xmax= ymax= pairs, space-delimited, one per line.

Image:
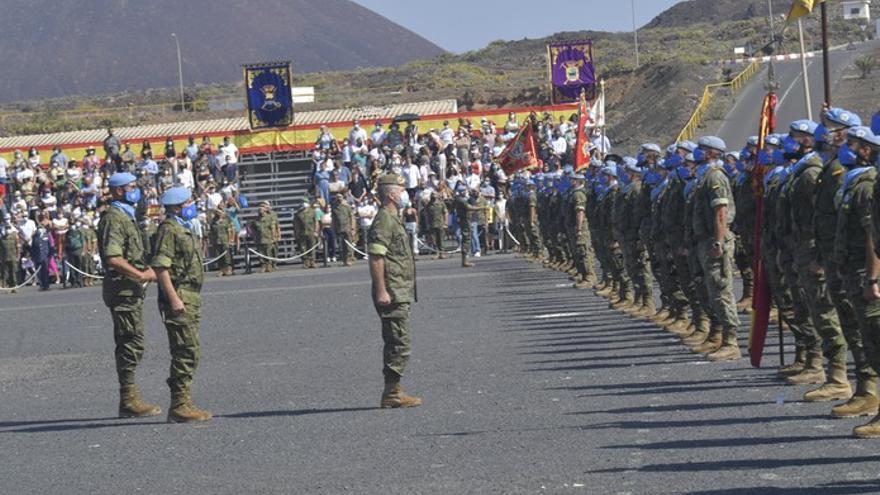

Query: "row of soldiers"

xmin=509 ymin=107 xmax=880 ymax=439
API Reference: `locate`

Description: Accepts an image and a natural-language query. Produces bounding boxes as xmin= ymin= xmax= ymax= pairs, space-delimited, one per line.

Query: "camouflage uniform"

xmin=294 ymin=205 xmax=318 ymax=269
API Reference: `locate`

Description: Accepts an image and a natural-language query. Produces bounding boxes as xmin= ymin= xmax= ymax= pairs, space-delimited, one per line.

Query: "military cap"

xmin=824 ymin=107 xmax=862 ymax=128
xmin=377 ymin=173 xmax=405 ymax=187
xmin=676 ymin=141 xmax=697 ymax=153
xmin=641 ymin=143 xmax=662 ymax=154
xmin=814 ymin=124 xmax=828 ymax=143
xmin=848 ymin=126 xmax=880 ymax=147
xmin=725 ymin=151 xmax=740 ymax=161
xmin=601 ymin=166 xmax=618 ymax=178
xmin=160 ymin=186 xmax=192 ymax=206
xmin=747 ymin=136 xmax=759 ymax=147
xmin=622 ymin=156 xmax=641 ymax=174
xmin=107 ymin=172 xmax=137 ymax=188
xmin=662 ymin=155 xmax=682 ymax=170
xmin=790 ymin=119 xmax=819 ymax=135
xmin=571 ymin=173 xmax=586 ymax=181
xmin=685 ymin=153 xmax=695 ymax=162
xmin=765 ymin=135 xmax=781 ymax=147
xmin=697 ymin=136 xmax=726 ymax=153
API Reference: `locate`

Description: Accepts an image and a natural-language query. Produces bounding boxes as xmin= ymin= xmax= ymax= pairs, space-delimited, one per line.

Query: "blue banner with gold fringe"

xmin=243 ymin=62 xmax=293 ymax=130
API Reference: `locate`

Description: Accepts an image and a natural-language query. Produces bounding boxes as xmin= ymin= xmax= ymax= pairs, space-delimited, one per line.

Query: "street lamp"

xmin=171 ymin=33 xmax=185 ymax=112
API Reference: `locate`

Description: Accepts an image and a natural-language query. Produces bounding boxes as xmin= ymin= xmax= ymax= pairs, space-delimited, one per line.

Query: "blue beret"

xmin=641 ymin=143 xmax=662 ymax=154
xmin=848 ymin=126 xmax=880 ymax=147
xmin=601 ymin=166 xmax=618 ymax=178
xmin=765 ymin=135 xmax=781 ymax=147
xmin=662 ymin=155 xmax=682 ymax=170
xmin=107 ymin=172 xmax=137 ymax=188
xmin=697 ymin=136 xmax=726 ymax=152
xmin=790 ymin=119 xmax=819 ymax=135
xmin=160 ymin=186 xmax=192 ymax=206
xmin=814 ymin=124 xmax=828 ymax=143
xmin=824 ymin=107 xmax=862 ymax=128
xmin=666 ymin=144 xmax=677 ymax=155
xmin=725 ymin=151 xmax=740 ymax=160
xmin=747 ymin=136 xmax=759 ymax=146
xmin=571 ymin=173 xmax=586 ymax=180
xmin=685 ymin=153 xmax=695 ymax=162
xmin=676 ymin=141 xmax=697 ymax=152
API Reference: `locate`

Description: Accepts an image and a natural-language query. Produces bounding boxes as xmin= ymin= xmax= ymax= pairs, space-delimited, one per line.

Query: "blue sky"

xmin=353 ymin=0 xmax=681 ymax=53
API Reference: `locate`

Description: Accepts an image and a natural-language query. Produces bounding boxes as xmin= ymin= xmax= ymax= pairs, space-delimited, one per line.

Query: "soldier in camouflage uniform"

xmin=0 ymin=214 xmax=20 ymax=291
xmin=254 ymin=201 xmax=281 ymax=272
xmin=836 ymin=126 xmax=880 ymax=437
xmin=425 ymin=190 xmax=448 ymax=259
xmin=817 ymin=109 xmax=878 ymax=419
xmin=332 ymin=195 xmax=355 ymax=267
xmin=732 ymin=137 xmax=758 ymax=313
xmin=661 ymin=152 xmax=698 ymax=335
xmin=211 ymin=205 xmax=237 ymax=276
xmin=81 ymin=218 xmax=98 ymax=288
xmin=604 ymin=166 xmax=633 ymax=308
xmin=526 ymin=180 xmax=543 ymax=260
xmin=294 ymin=199 xmax=318 ymax=269
xmin=569 ymin=174 xmax=596 ymax=289
xmin=151 ymin=186 xmax=211 ymax=423
xmin=368 ymin=174 xmax=421 ymax=409
xmin=620 ymin=158 xmax=652 ymax=315
xmin=97 ymin=172 xmax=161 ymax=418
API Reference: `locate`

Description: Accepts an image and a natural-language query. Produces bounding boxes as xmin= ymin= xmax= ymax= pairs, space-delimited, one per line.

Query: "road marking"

xmin=777 ymin=60 xmax=814 ymax=108
xmin=532 ymin=312 xmax=587 ymax=319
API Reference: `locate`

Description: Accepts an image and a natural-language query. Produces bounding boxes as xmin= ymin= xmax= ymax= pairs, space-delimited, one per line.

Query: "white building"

xmin=842 ymin=0 xmax=871 ymax=21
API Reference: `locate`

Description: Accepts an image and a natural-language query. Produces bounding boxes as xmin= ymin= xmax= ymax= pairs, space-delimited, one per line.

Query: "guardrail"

xmin=676 ymin=59 xmax=760 ymax=143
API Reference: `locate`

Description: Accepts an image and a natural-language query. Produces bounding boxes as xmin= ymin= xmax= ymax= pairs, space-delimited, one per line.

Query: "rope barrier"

xmin=344 ymin=240 xmax=369 ymax=258
xmin=202 ymin=250 xmax=228 ymax=266
xmin=0 ymin=266 xmax=41 ymax=292
xmin=416 ymin=237 xmax=460 ymax=254
xmin=64 ymin=261 xmax=104 ymax=280
xmin=505 ymin=227 xmax=521 ymax=246
xmin=248 ymin=241 xmax=321 ymax=262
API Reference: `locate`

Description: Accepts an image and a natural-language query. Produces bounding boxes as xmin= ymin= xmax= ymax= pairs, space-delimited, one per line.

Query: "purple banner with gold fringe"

xmin=547 ymin=41 xmax=595 ymax=104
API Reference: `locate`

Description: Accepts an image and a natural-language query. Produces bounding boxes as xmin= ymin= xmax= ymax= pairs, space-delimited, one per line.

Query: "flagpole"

xmin=820 ymin=1 xmax=831 ymax=105
xmin=797 ymin=19 xmax=813 ymax=120
xmin=599 ymin=79 xmax=607 ymax=161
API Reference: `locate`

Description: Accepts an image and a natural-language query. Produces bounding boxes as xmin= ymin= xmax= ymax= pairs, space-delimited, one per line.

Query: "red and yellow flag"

xmin=499 ymin=125 xmax=539 ymax=176
xmin=787 ymin=0 xmax=824 ymax=23
xmin=574 ymin=91 xmax=592 ymax=172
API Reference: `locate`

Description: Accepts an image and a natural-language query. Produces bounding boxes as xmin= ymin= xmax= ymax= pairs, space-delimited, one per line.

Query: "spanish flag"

xmin=787 ymin=0 xmax=824 ymax=22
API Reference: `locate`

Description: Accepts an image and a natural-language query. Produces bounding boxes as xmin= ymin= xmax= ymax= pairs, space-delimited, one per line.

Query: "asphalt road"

xmin=716 ymin=40 xmax=880 ymax=149
xmin=2 ymin=255 xmax=880 ymax=494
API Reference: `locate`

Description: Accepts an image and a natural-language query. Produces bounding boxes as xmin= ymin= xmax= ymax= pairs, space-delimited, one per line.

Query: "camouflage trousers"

xmin=823 ymin=259 xmax=871 ymax=378
xmin=842 ymin=269 xmax=880 ymax=382
xmin=298 ymin=236 xmax=317 ymax=266
xmin=160 ymin=289 xmax=202 ymax=395
xmin=258 ymin=242 xmax=278 ymax=269
xmin=781 ymin=257 xmax=820 ymax=352
xmin=0 ymin=258 xmax=18 ymax=287
xmin=110 ymin=302 xmax=146 ymax=388
xmin=795 ymin=257 xmax=846 ymax=368
xmin=734 ymin=234 xmax=754 ymax=298
xmin=337 ymin=232 xmax=352 ymax=262
xmin=376 ymin=302 xmax=411 ymax=379
xmin=528 ymin=223 xmax=543 ymax=257
xmin=623 ymin=240 xmax=652 ymax=303
xmin=697 ymin=237 xmax=740 ymax=332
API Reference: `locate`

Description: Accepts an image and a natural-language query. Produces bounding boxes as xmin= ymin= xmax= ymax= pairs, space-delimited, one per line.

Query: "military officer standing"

xmin=0 ymin=214 xmax=20 ymax=292
xmin=569 ymin=174 xmax=596 ymax=289
xmin=211 ymin=205 xmax=237 ymax=276
xmin=425 ymin=190 xmax=448 ymax=259
xmin=254 ymin=201 xmax=281 ymax=272
xmin=97 ymin=172 xmax=160 ymax=418
xmin=151 ymin=186 xmax=211 ymax=423
xmin=691 ymin=136 xmax=741 ymax=361
xmin=332 ymin=194 xmax=355 ymax=267
xmin=368 ymin=174 xmax=421 ymax=408
xmin=294 ymin=199 xmax=319 ymax=269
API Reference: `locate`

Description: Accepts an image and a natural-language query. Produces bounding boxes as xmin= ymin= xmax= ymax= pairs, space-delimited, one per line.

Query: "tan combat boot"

xmin=380 ymin=379 xmax=422 ymax=409
xmin=573 ymin=278 xmax=593 ymax=289
xmin=595 ymin=284 xmax=614 ymax=298
xmin=649 ymin=307 xmax=671 ymax=323
xmin=736 ymin=295 xmax=753 ymax=314
xmin=682 ymin=317 xmax=710 ymax=345
xmin=778 ymin=347 xmax=807 ymax=377
xmin=167 ymin=391 xmax=212 ymax=423
xmin=633 ymin=299 xmax=656 ymax=319
xmin=610 ymin=294 xmax=635 ymax=311
xmin=438 ymin=252 xmax=447 ymax=260
xmin=691 ymin=326 xmax=723 ymax=354
xmin=664 ymin=315 xmax=692 ymax=335
xmin=832 ymin=376 xmax=880 ymax=419
xmin=803 ymin=363 xmax=852 ymax=402
xmin=786 ymin=350 xmax=826 ymax=385
xmin=461 ymin=252 xmax=474 ymax=268
xmin=119 ymin=386 xmax=162 ymax=418
xmin=853 ymin=413 xmax=880 ymax=439
xmin=706 ymin=329 xmax=742 ymax=361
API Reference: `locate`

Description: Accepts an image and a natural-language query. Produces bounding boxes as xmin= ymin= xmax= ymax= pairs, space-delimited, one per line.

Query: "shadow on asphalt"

xmin=582 ymin=414 xmax=828 ymax=429
xmin=685 ymin=481 xmax=880 ymax=495
xmin=567 ymin=400 xmax=770 ymax=415
xmin=600 ymin=434 xmax=852 ymax=450
xmin=1 ymin=418 xmax=158 ymax=434
xmin=219 ymin=406 xmax=377 ymax=419
xmin=588 ymin=454 xmax=880 ymax=473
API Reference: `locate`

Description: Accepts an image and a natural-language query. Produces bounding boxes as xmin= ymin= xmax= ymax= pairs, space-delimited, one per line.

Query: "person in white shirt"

xmin=592 ymin=133 xmax=612 ymax=155
xmin=402 ymin=162 xmax=420 ymax=191
xmin=465 ymin=171 xmax=481 ymax=191
xmin=178 ymin=165 xmax=195 ymax=189
xmin=552 ymin=132 xmax=568 ymax=156
xmin=439 ymin=121 xmax=455 ymax=147
xmin=371 ymin=121 xmax=386 ymax=147
xmin=0 ymin=155 xmax=8 ymax=182
xmin=356 ymin=198 xmax=377 ymax=255
xmin=205 ymin=185 xmax=223 ymax=211
xmin=18 ymin=215 xmax=36 ymax=247
xmin=221 ymin=137 xmax=239 ymax=164
xmin=349 ymin=120 xmax=367 ymax=145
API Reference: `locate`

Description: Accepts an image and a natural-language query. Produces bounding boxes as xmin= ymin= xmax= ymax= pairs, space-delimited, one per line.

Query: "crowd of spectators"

xmin=308 ymin=113 xmax=610 ymax=258
xmin=0 ymin=129 xmax=246 ymax=291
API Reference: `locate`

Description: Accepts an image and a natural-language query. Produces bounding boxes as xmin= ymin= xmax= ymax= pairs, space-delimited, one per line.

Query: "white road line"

xmin=532 ymin=312 xmax=587 ymax=319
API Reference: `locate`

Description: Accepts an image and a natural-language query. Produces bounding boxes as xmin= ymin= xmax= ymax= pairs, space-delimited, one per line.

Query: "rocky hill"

xmin=646 ymin=0 xmax=793 ymax=29
xmin=0 ymin=0 xmax=444 ymax=102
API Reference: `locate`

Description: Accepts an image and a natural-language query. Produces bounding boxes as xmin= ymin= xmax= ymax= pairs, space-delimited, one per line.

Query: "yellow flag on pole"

xmin=787 ymin=0 xmax=824 ymax=22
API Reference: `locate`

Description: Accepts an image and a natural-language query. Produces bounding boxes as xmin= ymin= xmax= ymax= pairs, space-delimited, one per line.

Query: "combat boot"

xmin=833 ymin=376 xmax=880 ymax=418
xmin=610 ymin=294 xmax=635 ymax=311
xmin=777 ymin=347 xmax=806 ymax=377
xmin=461 ymin=253 xmax=474 ymax=268
xmin=736 ymin=295 xmax=753 ymax=314
xmin=118 ymin=386 xmax=161 ymax=418
xmin=691 ymin=325 xmax=723 ymax=354
xmin=167 ymin=391 xmax=212 ymax=423
xmin=853 ymin=413 xmax=880 ymax=439
xmin=785 ymin=350 xmax=826 ymax=385
xmin=803 ymin=363 xmax=852 ymax=402
xmin=665 ymin=317 xmax=691 ymax=335
xmin=595 ymin=284 xmax=614 ymax=298
xmin=649 ymin=307 xmax=671 ymax=323
xmin=633 ymin=299 xmax=656 ymax=319
xmin=438 ymin=252 xmax=447 ymax=260
xmin=706 ymin=328 xmax=742 ymax=361
xmin=573 ymin=279 xmax=593 ymax=290
xmin=682 ymin=317 xmax=710 ymax=346
xmin=380 ymin=379 xmax=422 ymax=408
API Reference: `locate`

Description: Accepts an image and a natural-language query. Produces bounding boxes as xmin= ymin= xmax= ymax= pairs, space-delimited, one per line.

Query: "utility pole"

xmin=631 ymin=0 xmax=640 ymax=69
xmin=171 ymin=33 xmax=185 ymax=112
xmin=797 ymin=19 xmax=813 ymax=120
xmin=768 ymin=0 xmax=776 ymax=35
xmin=820 ymin=1 xmax=831 ymax=106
